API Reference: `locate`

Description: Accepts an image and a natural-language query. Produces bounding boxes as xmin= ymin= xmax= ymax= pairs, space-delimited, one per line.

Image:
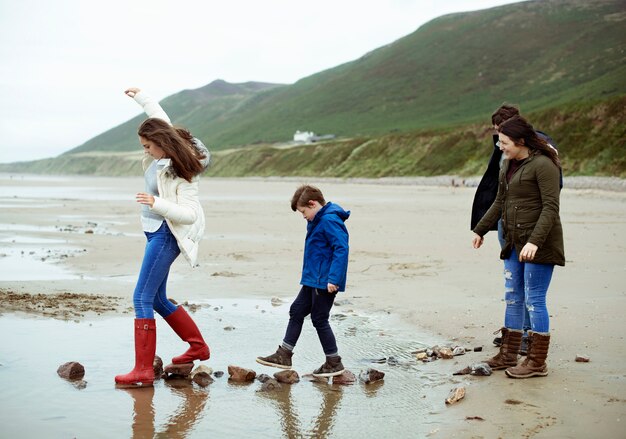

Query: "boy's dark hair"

xmin=291 ymin=185 xmax=326 ymax=211
xmin=491 ymin=104 xmax=520 ymax=126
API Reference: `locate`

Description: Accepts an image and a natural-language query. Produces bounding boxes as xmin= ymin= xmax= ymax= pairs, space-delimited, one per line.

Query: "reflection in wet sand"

xmin=120 ymin=379 xmax=209 ymax=439
xmin=258 ymin=380 xmax=343 ymax=439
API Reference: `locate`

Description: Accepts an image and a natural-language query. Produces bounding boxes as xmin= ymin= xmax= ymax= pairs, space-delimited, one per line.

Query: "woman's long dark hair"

xmin=498 ymin=115 xmax=560 ymax=168
xmin=138 ymin=118 xmax=206 ymax=182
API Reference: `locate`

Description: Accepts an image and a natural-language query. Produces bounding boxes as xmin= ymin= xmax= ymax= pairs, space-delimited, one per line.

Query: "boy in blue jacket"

xmin=257 ymin=185 xmax=350 ymax=377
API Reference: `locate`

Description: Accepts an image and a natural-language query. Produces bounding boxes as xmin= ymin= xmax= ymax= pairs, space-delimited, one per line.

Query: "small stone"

xmin=274 ymin=369 xmax=300 ymax=384
xmin=213 ymin=371 xmax=224 ymax=378
xmin=301 ymin=373 xmax=329 ymax=383
xmin=223 ymin=326 xmax=235 ymax=331
xmin=437 ymin=347 xmax=454 ymax=359
xmin=153 ymin=356 xmax=164 ymax=379
xmin=445 ymin=387 xmax=466 ymax=405
xmin=359 ymin=368 xmax=385 ymax=384
xmin=415 ymin=352 xmax=428 ymax=360
xmin=332 ymin=370 xmax=356 ymax=385
xmin=452 ymin=347 xmax=466 ymax=356
xmin=164 ymin=363 xmax=194 ymax=377
xmin=473 ymin=346 xmax=483 ymax=352
xmin=259 ymin=378 xmax=282 ymax=392
xmin=271 ymin=297 xmax=283 ymax=306
xmin=575 ymin=355 xmax=590 ymax=362
xmin=228 ymin=365 xmax=256 ymax=382
xmin=192 ymin=372 xmax=213 ymax=387
xmin=453 ymin=366 xmax=471 ymax=375
xmin=257 ymin=373 xmax=273 ymax=383
xmin=191 ymin=364 xmax=213 ymax=378
xmin=57 ymin=361 xmax=85 ymax=380
xmin=470 ymin=363 xmax=492 ymax=376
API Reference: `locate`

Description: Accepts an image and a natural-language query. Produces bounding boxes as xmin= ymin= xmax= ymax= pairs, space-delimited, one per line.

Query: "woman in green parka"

xmin=472 ymin=114 xmax=564 ymax=379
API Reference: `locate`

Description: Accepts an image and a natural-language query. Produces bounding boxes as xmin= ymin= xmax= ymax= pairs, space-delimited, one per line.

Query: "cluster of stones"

xmin=413 ymin=344 xmax=481 ymax=362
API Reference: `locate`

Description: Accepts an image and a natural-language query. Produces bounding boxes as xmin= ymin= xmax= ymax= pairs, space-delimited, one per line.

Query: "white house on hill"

xmin=293 ymin=130 xmax=315 ymax=143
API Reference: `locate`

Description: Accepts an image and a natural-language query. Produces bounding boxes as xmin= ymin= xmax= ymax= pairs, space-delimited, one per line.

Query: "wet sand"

xmin=1 ymin=174 xmax=625 ymax=438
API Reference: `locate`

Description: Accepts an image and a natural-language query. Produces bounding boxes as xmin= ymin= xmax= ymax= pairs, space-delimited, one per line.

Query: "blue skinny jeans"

xmin=498 ymin=220 xmax=531 ymax=334
xmin=503 ymin=248 xmax=554 ymax=333
xmin=133 ymin=221 xmax=179 ymax=319
xmin=282 ymin=286 xmax=338 ymax=356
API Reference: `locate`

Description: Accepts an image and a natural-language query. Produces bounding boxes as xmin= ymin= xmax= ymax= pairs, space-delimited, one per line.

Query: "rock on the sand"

xmin=445 ymin=387 xmax=466 ymax=405
xmin=453 ymin=363 xmax=492 ymax=376
xmin=57 ymin=361 xmax=85 ymax=380
xmin=333 ymin=370 xmax=357 ymax=385
xmin=191 ymin=365 xmax=214 ymax=387
xmin=274 ymin=369 xmax=299 ymax=384
xmin=575 ymin=355 xmax=590 ymax=362
xmin=228 ymin=365 xmax=256 ymax=382
xmin=164 ymin=363 xmax=194 ymax=377
xmin=153 ymin=355 xmax=164 ymax=379
xmin=359 ymin=368 xmax=385 ymax=384
xmin=258 ymin=378 xmax=282 ymax=392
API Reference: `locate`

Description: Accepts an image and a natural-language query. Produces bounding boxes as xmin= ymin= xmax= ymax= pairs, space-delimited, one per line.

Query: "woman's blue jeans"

xmin=503 ymin=248 xmax=554 ymax=333
xmin=282 ymin=286 xmax=338 ymax=356
xmin=133 ymin=221 xmax=180 ymax=319
xmin=498 ymin=220 xmax=531 ymax=334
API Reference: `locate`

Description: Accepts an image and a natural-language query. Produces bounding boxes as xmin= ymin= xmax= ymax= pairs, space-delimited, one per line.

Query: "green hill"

xmin=2 ymin=0 xmax=625 ymax=177
xmin=6 ymin=95 xmax=624 ymax=177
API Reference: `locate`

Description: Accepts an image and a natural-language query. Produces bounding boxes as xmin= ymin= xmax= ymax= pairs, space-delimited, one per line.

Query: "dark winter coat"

xmin=300 ymin=202 xmax=350 ymax=291
xmin=473 ymin=153 xmax=565 ymax=266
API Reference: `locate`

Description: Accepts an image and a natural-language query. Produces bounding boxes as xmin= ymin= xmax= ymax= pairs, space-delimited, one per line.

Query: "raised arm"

xmin=125 ymin=87 xmax=172 ymax=125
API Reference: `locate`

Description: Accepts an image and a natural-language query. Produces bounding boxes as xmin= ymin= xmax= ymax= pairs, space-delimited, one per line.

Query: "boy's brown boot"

xmin=505 ymin=331 xmax=550 ymax=378
xmin=256 ymin=346 xmax=293 ymax=369
xmin=312 ymin=355 xmax=345 ymax=377
xmin=485 ymin=327 xmax=523 ymax=370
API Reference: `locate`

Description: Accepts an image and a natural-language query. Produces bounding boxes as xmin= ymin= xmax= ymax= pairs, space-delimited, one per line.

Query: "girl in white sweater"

xmin=115 ymin=87 xmax=210 ymax=386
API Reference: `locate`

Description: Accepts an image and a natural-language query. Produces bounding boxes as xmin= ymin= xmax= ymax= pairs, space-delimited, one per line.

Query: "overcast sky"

xmin=0 ymin=0 xmax=522 ymax=164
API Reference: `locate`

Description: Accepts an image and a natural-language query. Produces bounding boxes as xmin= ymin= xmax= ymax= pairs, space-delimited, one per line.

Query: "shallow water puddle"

xmin=0 ymin=299 xmax=461 ymax=438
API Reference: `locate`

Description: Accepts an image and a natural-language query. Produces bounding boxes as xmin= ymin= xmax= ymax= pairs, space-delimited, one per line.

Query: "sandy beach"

xmin=1 ymin=174 xmax=625 ymax=438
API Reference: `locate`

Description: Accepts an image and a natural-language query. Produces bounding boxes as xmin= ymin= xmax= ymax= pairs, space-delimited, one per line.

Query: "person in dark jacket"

xmin=472 ymin=115 xmax=564 ymax=379
xmin=257 ymin=185 xmax=350 ymax=377
xmin=471 ymin=104 xmax=560 ymax=353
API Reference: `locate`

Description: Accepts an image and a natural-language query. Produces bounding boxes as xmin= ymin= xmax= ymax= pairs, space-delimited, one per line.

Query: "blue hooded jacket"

xmin=300 ymin=202 xmax=350 ymax=292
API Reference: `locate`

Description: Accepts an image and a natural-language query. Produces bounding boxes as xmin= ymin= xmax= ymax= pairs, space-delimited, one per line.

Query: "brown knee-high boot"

xmin=164 ymin=306 xmax=210 ymax=364
xmin=506 ymin=331 xmax=550 ymax=378
xmin=485 ymin=327 xmax=523 ymax=370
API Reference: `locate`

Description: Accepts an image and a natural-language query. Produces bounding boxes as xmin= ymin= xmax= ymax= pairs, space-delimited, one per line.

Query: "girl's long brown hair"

xmin=138 ymin=118 xmax=206 ymax=182
xmin=498 ymin=115 xmax=560 ymax=168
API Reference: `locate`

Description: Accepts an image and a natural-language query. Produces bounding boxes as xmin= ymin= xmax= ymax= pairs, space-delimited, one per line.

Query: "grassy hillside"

xmin=197 ymin=0 xmax=625 ymax=149
xmin=205 ymin=95 xmax=626 ymax=178
xmin=60 ymin=0 xmax=626 ymax=156
xmin=6 ymin=95 xmax=623 ymax=178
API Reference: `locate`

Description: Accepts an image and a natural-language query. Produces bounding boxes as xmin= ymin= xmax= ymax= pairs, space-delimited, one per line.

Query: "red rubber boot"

xmin=115 ymin=319 xmax=156 ymax=386
xmin=164 ymin=306 xmax=210 ymax=364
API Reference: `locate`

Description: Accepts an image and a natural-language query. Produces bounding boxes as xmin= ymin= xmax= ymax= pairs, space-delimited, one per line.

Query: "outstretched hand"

xmin=125 ymin=87 xmax=141 ymax=98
